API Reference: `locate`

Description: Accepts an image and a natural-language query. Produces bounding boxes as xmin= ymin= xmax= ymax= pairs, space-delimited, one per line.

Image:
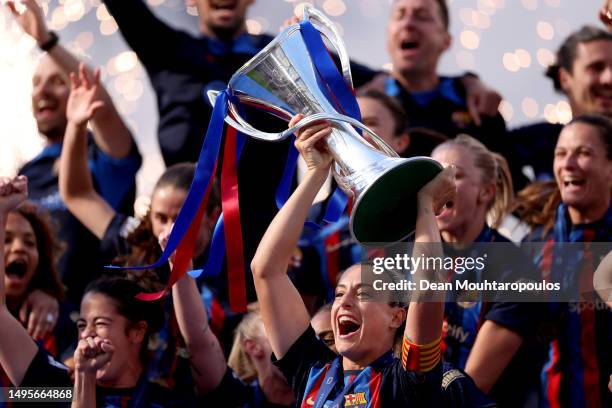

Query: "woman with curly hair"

xmin=0 ymin=193 xmax=75 ymax=392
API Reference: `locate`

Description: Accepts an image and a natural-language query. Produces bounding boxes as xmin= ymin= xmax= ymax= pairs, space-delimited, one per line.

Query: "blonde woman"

xmin=227 ymin=308 xmax=294 ymax=407
xmin=431 ymin=134 xmax=546 ymax=406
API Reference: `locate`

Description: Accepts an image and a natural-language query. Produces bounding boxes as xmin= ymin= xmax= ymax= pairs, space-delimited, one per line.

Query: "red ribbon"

xmin=221 ymin=126 xmax=247 ymax=313
xmin=136 ymin=162 xmax=218 ymax=301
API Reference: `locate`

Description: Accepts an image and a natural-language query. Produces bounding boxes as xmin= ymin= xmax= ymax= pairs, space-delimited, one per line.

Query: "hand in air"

xmin=290 ymin=114 xmax=333 ymax=175
xmin=0 ymin=176 xmax=28 ymax=215
xmin=66 ymin=63 xmax=105 ymax=126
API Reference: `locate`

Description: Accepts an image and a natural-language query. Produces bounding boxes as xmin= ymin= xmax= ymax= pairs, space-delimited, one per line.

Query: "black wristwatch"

xmin=39 ymin=31 xmax=59 ymax=52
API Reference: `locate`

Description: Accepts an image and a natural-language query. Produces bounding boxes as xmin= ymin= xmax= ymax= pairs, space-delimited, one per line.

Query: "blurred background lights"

xmin=246 ymin=19 xmax=262 ymax=35
xmin=50 ymin=6 xmax=68 ymax=30
xmin=498 ymin=100 xmax=514 ymax=122
xmin=63 ymin=0 xmax=85 ymax=22
xmin=0 ymin=0 xmax=603 ymax=192
xmin=502 ymin=52 xmax=520 ymax=72
xmin=113 ymin=51 xmax=138 ymax=73
xmin=477 ymin=0 xmax=496 ymax=15
xmin=460 ymin=30 xmax=480 ymax=50
xmin=122 ymin=79 xmax=144 ymax=102
xmin=521 ymin=0 xmax=538 ymax=11
xmin=459 ymin=8 xmax=476 ymax=26
xmin=537 ymin=20 xmax=555 ymax=40
xmin=322 ymin=0 xmax=346 ymax=17
xmin=556 ymin=100 xmax=572 ymax=124
xmin=515 ymin=49 xmax=531 ymax=68
xmin=544 ymin=103 xmax=559 ymax=123
xmin=75 ymin=30 xmax=94 ymax=50
xmin=294 ymin=2 xmax=313 ymax=17
xmin=521 ymin=97 xmax=539 ymax=118
xmin=543 ymin=101 xmax=572 ymax=124
xmin=99 ymin=17 xmax=118 ymax=36
xmin=473 ymin=11 xmax=491 ymax=29
xmin=95 ymin=4 xmax=111 ymax=21
xmin=536 ymin=48 xmax=555 ymax=67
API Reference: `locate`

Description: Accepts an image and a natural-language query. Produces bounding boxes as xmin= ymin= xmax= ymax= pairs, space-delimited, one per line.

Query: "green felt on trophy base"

xmin=351 ymin=158 xmax=442 ymax=244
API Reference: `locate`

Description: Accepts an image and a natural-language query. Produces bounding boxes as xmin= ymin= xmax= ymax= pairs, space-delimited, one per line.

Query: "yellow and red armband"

xmin=401 ymin=335 xmax=441 ymax=372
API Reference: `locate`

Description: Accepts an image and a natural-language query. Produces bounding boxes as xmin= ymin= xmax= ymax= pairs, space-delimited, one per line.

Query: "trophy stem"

xmin=326 ymin=125 xmax=383 ymax=167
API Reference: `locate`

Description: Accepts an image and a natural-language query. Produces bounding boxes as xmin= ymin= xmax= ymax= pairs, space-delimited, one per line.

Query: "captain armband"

xmin=401 ymin=335 xmax=441 ymax=373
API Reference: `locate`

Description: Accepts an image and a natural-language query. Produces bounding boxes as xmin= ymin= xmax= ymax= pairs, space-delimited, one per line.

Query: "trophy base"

xmin=350 ymin=157 xmax=442 ymax=244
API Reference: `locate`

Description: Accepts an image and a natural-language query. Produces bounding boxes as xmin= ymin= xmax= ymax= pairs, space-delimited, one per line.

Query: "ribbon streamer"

xmin=112 ymin=18 xmax=367 ymax=306
xmin=108 ymin=91 xmax=229 ymax=300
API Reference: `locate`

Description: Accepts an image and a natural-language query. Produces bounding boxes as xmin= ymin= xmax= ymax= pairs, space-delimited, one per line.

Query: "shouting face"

xmin=386 ymin=0 xmax=450 ymax=79
xmin=31 ymin=56 xmax=69 ymax=142
xmin=560 ymin=40 xmax=612 ymax=117
xmin=554 ymin=121 xmax=612 ymax=221
xmin=192 ymin=0 xmax=254 ymax=39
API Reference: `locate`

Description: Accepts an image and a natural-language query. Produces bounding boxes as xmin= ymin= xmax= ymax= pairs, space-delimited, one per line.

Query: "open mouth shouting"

xmin=436 ymin=200 xmax=454 ymax=220
xmin=397 ymin=38 xmax=420 ymax=57
xmin=562 ymin=176 xmax=585 ymax=187
xmin=592 ymin=86 xmax=612 ymax=107
xmin=5 ymin=259 xmax=28 ymax=281
xmin=401 ymin=40 xmax=419 ymax=50
xmin=210 ymin=0 xmax=238 ymax=11
xmin=561 ymin=175 xmax=587 ymax=194
xmin=337 ymin=314 xmax=362 ymax=340
xmin=34 ymin=98 xmax=60 ymax=122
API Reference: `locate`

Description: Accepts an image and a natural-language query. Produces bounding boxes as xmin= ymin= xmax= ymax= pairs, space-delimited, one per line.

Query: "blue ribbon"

xmin=189 ymin=127 xmax=248 ymax=279
xmin=298 ymin=20 xmax=361 ymax=121
xmin=107 ymin=90 xmax=229 ymax=271
xmin=274 ymin=19 xmax=364 ymax=225
xmin=188 ymin=214 xmax=225 ymax=279
xmin=119 ymin=20 xmax=364 ymax=283
xmin=275 ymin=138 xmax=300 ymax=210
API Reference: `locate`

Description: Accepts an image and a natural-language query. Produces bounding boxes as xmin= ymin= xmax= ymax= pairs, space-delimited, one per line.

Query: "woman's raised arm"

xmin=0 ymin=176 xmax=39 ymax=385
xmin=250 ymin=114 xmax=333 ymax=359
xmin=403 ymin=167 xmax=456 ymax=370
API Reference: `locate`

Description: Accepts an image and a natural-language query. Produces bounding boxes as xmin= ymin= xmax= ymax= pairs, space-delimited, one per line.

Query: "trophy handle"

xmin=208 ymin=90 xmax=293 ymax=142
xmin=302 ymin=5 xmax=353 ymax=89
xmin=207 ymin=90 xmax=398 ymax=158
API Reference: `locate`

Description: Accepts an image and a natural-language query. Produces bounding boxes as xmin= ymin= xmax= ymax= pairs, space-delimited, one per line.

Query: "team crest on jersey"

xmin=344 ymin=392 xmax=367 ymax=406
xmin=451 ymin=110 xmax=472 ymax=128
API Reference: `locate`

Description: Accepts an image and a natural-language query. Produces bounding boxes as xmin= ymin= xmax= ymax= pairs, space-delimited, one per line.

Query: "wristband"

xmin=401 ymin=335 xmax=441 ymax=372
xmin=39 ymin=31 xmax=59 ymax=52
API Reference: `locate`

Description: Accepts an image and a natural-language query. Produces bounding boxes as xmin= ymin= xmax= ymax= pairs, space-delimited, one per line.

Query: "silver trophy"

xmin=209 ymin=5 xmax=441 ymax=244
